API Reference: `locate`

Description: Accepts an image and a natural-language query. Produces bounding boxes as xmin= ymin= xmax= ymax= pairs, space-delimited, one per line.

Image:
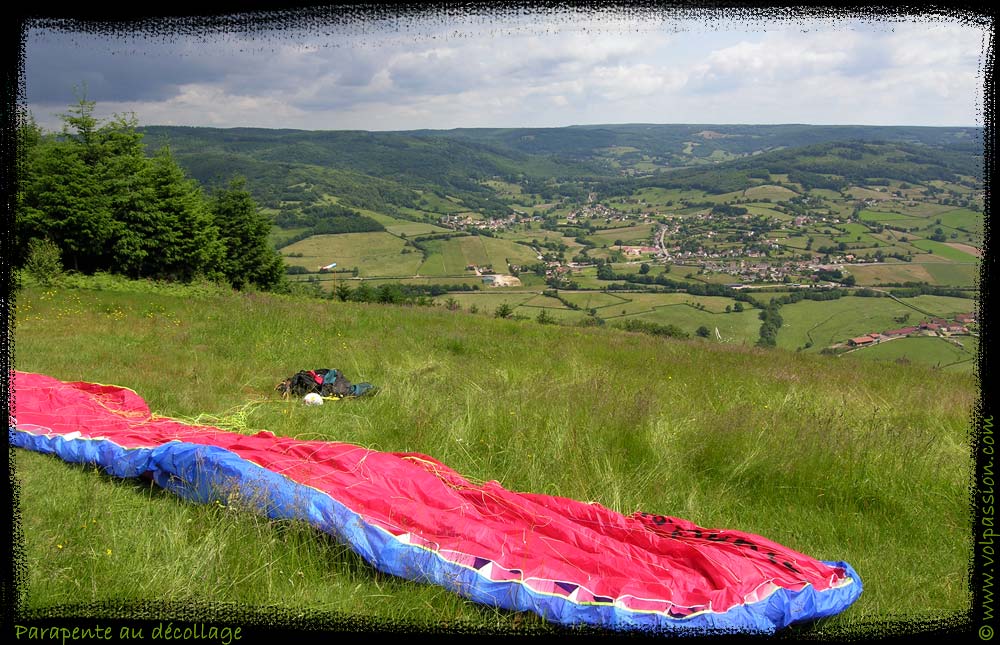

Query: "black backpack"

xmin=276 ymin=369 xmax=370 ymax=398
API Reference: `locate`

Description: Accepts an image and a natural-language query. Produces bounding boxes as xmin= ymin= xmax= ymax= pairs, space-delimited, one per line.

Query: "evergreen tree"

xmin=99 ymin=113 xmax=162 ymax=278
xmin=210 ymin=178 xmax=286 ymax=290
xmin=19 ymin=131 xmax=114 ymax=272
xmin=143 ymin=146 xmax=224 ymax=281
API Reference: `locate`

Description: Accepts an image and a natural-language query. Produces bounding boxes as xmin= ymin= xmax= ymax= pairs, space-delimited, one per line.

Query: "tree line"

xmin=17 ymin=99 xmax=285 ymax=291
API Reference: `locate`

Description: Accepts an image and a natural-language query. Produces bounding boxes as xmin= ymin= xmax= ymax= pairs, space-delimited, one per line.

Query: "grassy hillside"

xmin=12 ymin=276 xmax=975 ymax=634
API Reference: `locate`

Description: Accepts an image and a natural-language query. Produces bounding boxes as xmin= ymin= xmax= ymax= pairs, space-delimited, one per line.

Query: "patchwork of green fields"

xmin=271 ymin=160 xmax=981 ymax=374
xmin=430 ymin=289 xmax=762 ymax=339
xmin=847 ymin=187 xmax=895 ymax=200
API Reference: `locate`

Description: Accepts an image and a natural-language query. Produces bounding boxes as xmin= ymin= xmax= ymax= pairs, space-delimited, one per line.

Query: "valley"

xmin=140 ymin=124 xmax=982 ymax=371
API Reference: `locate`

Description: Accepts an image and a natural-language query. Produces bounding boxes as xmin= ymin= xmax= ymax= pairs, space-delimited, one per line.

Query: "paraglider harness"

xmin=276 ymin=369 xmax=376 ymax=399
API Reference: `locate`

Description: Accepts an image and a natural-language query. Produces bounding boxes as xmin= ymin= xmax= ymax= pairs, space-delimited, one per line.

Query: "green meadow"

xmin=935 ymin=208 xmax=983 ymax=234
xmin=909 ymin=240 xmax=980 ymax=262
xmin=845 ymin=259 xmax=978 ymax=288
xmin=356 ymin=208 xmax=451 ymax=236
xmin=845 ymin=335 xmax=977 ymax=371
xmin=741 ymin=184 xmax=799 ymax=201
xmin=11 ymin=274 xmax=976 ymax=635
xmin=921 ymin=262 xmax=979 ymax=288
xmin=776 ymin=297 xmax=927 ymax=352
xmin=281 ymin=232 xmax=421 ymax=276
xmin=416 ymin=236 xmax=540 ymax=276
xmin=585 ymin=224 xmax=657 ymax=247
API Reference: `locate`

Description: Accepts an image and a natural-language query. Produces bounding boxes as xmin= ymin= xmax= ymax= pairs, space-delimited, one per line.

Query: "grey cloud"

xmin=26 ymin=33 xmax=228 ymax=103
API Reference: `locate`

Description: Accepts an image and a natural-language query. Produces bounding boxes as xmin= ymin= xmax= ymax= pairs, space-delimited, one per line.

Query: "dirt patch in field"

xmin=945 ymin=242 xmax=981 ymax=258
xmin=485 ymin=275 xmax=522 ymax=287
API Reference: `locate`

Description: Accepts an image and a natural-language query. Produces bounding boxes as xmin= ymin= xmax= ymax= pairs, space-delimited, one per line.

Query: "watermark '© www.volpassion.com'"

xmin=979 ymin=415 xmax=995 ymax=640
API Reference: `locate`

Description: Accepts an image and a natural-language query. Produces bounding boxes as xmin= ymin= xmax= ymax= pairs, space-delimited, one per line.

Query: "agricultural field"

xmin=920 ymin=262 xmax=979 ymax=288
xmin=810 ymin=189 xmax=843 ymax=200
xmin=633 ymin=187 xmax=709 ymax=205
xmin=281 ymin=232 xmax=421 ymax=277
xmin=270 ymin=225 xmax=311 ymax=248
xmin=691 ymin=271 xmax=746 ymax=285
xmin=846 ymin=335 xmax=977 ymax=371
xmin=845 ymin=262 xmax=940 ymax=286
xmin=835 ymin=222 xmax=876 ymax=238
xmin=945 ymin=242 xmax=983 ymax=260
xmin=432 ymin=289 xmax=762 ymax=337
xmin=857 ymin=210 xmax=923 ymax=225
xmin=604 ymin=292 xmax=745 ymax=317
xmin=288 ymin=274 xmax=489 ymax=295
xmin=497 ymin=228 xmax=566 ymax=246
xmin=556 ymin=291 xmax=631 ymax=311
xmin=776 ymin=235 xmax=813 ymax=250
xmin=516 ymin=304 xmax=591 ymax=322
xmin=698 ymin=190 xmax=746 ymax=204
xmin=356 ymin=208 xmax=451 ymax=236
xmin=846 ymin=187 xmax=896 ymax=201
xmin=586 ymin=223 xmax=657 ymax=246
xmin=742 ymin=184 xmax=799 ymax=201
xmin=909 ymin=240 xmax=980 ymax=262
xmin=775 ymin=296 xmax=928 ymax=352
xmin=632 ymin=306 xmax=762 ymax=343
xmin=412 ymin=191 xmax=468 ymax=214
xmin=482 ymin=179 xmax=525 ymax=196
xmin=570 ymin=268 xmax=630 ymax=290
xmin=744 ymin=205 xmax=790 ymax=220
xmin=934 ymin=207 xmax=983 ymax=233
xmin=361 ymin=276 xmax=486 ymax=290
xmin=412 ymin=236 xmax=539 ymax=276
xmin=901 ymin=294 xmax=978 ymax=318
xmin=429 ymin=291 xmax=536 ymax=313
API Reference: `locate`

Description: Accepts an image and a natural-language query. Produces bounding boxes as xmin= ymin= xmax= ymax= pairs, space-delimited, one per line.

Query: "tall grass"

xmin=11 ymin=275 xmax=976 ymax=632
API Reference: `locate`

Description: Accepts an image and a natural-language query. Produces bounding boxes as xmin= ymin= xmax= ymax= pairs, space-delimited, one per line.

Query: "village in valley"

xmin=142 ymin=123 xmax=981 ymax=372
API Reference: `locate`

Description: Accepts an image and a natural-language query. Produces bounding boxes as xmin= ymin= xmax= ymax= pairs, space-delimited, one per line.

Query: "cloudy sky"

xmin=21 ymin=7 xmax=990 ymax=133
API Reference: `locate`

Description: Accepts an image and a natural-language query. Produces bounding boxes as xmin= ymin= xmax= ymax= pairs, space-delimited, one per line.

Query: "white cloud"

xmin=24 ymin=13 xmax=987 ymax=130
